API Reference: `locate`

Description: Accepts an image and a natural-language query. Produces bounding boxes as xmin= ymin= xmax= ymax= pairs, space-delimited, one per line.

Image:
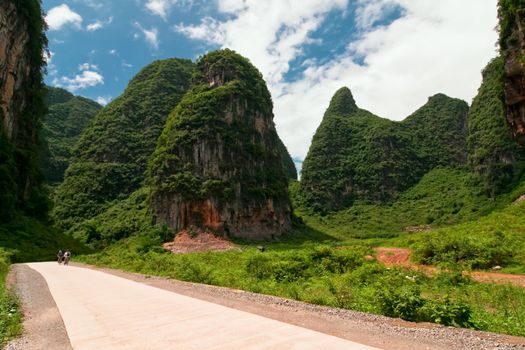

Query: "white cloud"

xmin=95 ymin=96 xmax=112 ymax=105
xmin=175 ymin=0 xmax=347 ymax=86
xmin=86 ymin=16 xmax=113 ymax=31
xmin=73 ymin=0 xmax=105 ymax=9
xmin=45 ymin=4 xmax=83 ymax=31
xmin=176 ymin=0 xmax=498 ymax=161
xmin=146 ymin=0 xmax=172 ymax=19
xmin=122 ymin=61 xmax=133 ymax=68
xmin=78 ymin=63 xmax=99 ymax=71
xmin=134 ymin=22 xmax=159 ymax=50
xmin=145 ymin=0 xmax=194 ymax=19
xmin=109 ymin=49 xmax=118 ymax=55
xmin=53 ymin=66 xmax=104 ymax=92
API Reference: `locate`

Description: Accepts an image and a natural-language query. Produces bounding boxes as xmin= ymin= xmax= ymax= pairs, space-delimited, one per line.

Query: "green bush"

xmin=421 ymin=296 xmax=475 ymax=328
xmin=376 ymin=279 xmax=425 ymax=321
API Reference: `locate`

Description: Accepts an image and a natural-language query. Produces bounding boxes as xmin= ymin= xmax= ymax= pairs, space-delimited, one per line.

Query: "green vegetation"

xmin=71 ymin=187 xmax=167 ymax=249
xmin=0 ymin=215 xmax=90 ymax=263
xmin=53 ymin=59 xmax=194 ymax=229
xmin=40 ymin=87 xmax=101 ymax=183
xmin=467 ymin=58 xmax=525 ymax=195
xmin=149 ymin=50 xmax=287 ymax=201
xmin=0 ymin=249 xmax=21 ymax=347
xmin=0 ymin=125 xmax=17 ymax=222
xmin=411 ymin=200 xmax=525 ymax=272
xmin=402 ymin=93 xmax=468 ymax=168
xmin=277 ymin=138 xmax=297 ymax=180
xmin=78 ymin=237 xmax=525 ymax=336
xmin=498 ymin=0 xmax=525 ymax=51
xmin=300 ymin=88 xmax=468 ymax=212
xmin=293 ymin=167 xmax=501 ymax=239
xmin=148 ymin=49 xmax=290 ymax=236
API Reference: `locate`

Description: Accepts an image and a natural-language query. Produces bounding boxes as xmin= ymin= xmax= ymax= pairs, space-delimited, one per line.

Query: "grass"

xmin=77 ymin=234 xmax=525 ymax=337
xmin=71 ymin=166 xmax=525 ymax=337
xmin=0 ymin=249 xmax=21 ymax=346
xmin=291 ymin=167 xmax=511 ymax=240
xmin=0 ymin=215 xmax=92 ymax=263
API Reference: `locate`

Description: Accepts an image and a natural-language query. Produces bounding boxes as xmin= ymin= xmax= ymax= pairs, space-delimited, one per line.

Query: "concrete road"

xmin=27 ymin=262 xmax=382 ymax=350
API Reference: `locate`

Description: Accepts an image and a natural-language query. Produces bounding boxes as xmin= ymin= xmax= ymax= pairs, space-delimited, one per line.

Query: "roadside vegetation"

xmin=0 ymin=249 xmax=21 ymax=347
xmin=73 ymin=161 xmax=525 ymax=338
xmin=78 ymin=232 xmax=525 ymax=337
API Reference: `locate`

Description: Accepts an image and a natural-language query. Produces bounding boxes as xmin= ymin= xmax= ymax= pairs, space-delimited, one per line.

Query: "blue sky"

xmin=44 ymin=0 xmax=499 ymax=165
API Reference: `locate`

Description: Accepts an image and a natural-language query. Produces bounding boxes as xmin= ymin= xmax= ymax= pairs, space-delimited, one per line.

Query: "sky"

xmin=43 ymin=0 xmax=500 ymax=169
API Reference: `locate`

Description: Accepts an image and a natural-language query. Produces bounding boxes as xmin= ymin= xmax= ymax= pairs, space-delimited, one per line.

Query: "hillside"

xmin=300 ymin=87 xmax=468 ymax=211
xmin=467 ymin=57 xmax=525 ymax=195
xmin=53 ymin=58 xmax=195 ymax=229
xmin=149 ymin=49 xmax=292 ymax=239
xmin=40 ymin=87 xmax=102 ymax=183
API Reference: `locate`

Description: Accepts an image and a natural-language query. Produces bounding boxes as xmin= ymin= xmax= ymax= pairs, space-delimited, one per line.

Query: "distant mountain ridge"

xmin=300 ymin=87 xmax=469 ymax=211
xmin=40 ymin=87 xmax=102 ymax=184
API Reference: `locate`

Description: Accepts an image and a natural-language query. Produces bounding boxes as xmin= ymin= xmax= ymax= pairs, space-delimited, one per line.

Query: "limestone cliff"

xmin=149 ymin=49 xmax=292 ymax=239
xmin=0 ymin=0 xmax=48 ymax=219
xmin=468 ymin=57 xmax=525 ymax=195
xmin=499 ymin=0 xmax=525 ymax=145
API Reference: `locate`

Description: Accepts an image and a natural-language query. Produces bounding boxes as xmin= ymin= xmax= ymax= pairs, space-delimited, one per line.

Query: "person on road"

xmin=63 ymin=250 xmax=71 ymax=265
xmin=57 ymin=250 xmax=64 ymax=264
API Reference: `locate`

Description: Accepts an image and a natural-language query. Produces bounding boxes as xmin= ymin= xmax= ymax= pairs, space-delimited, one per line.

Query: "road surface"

xmin=25 ymin=262 xmax=381 ymax=350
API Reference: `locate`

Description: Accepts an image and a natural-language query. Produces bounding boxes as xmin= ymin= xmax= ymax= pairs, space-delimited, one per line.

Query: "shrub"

xmin=376 ymin=283 xmax=425 ymax=321
xmin=421 ymin=296 xmax=475 ymax=328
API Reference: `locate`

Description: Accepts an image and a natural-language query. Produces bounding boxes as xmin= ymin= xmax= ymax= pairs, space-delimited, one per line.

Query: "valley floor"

xmin=8 ymin=262 xmax=525 ymax=350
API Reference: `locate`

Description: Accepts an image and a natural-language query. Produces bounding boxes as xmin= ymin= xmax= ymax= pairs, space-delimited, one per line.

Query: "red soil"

xmin=374 ymin=247 xmax=525 ymax=288
xmin=163 ymin=231 xmax=238 ymax=254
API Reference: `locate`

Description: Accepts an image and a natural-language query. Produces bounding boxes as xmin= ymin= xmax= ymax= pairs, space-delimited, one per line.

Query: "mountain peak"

xmin=326 ymin=87 xmax=357 ymax=116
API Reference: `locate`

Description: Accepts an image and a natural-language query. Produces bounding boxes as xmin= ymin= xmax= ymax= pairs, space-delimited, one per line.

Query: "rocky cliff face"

xmin=0 ymin=0 xmax=47 ymax=219
xmin=500 ymin=1 xmax=525 ymax=145
xmin=149 ymin=50 xmax=291 ymax=239
xmin=0 ymin=1 xmax=29 ymax=142
xmin=468 ymin=57 xmax=525 ymax=194
xmin=300 ymin=87 xmax=468 ymax=212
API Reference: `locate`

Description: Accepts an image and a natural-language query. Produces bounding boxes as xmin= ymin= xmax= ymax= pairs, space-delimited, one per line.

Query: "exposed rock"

xmin=150 ymin=49 xmax=292 ymax=239
xmin=0 ymin=0 xmax=47 ymax=218
xmin=468 ymin=57 xmax=525 ymax=195
xmin=0 ymin=1 xmax=29 ymax=142
xmin=500 ymin=2 xmax=525 ymax=145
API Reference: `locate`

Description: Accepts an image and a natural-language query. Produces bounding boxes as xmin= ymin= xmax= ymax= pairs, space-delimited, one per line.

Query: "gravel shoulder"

xmin=76 ymin=262 xmax=525 ymax=350
xmin=5 ymin=264 xmax=72 ymax=350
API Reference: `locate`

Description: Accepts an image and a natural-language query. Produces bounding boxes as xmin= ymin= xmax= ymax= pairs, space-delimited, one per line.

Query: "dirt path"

xmin=23 ymin=262 xmax=379 ymax=350
xmin=375 ymin=247 xmax=525 ymax=288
